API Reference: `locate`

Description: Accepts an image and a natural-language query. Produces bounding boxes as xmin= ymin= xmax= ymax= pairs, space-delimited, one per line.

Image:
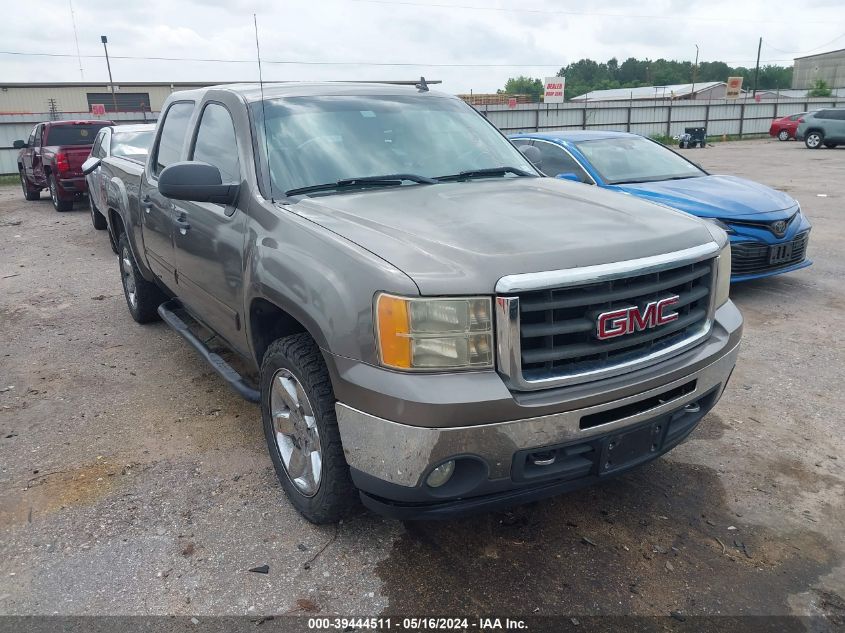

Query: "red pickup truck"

xmin=15 ymin=120 xmax=113 ymax=211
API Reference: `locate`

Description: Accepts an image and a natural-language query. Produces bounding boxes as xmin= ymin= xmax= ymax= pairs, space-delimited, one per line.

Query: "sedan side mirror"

xmin=158 ymin=161 xmax=239 ymax=205
xmin=518 ymin=145 xmax=543 ymax=171
xmin=555 ymin=172 xmax=581 ymax=182
xmin=81 ymin=156 xmax=101 ymax=175
xmin=13 ymin=140 xmax=27 ymax=149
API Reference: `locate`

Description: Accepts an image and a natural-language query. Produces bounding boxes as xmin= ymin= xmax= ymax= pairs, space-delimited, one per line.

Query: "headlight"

xmin=706 ymin=218 xmax=735 ymax=235
xmin=375 ymin=293 xmax=494 ymax=370
xmin=715 ymin=243 xmax=731 ymax=308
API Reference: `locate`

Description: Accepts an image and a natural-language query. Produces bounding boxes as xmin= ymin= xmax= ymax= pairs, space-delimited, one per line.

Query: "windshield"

xmin=574 ymin=136 xmax=705 ymax=185
xmin=252 ymin=95 xmax=535 ymax=196
xmin=45 ymin=124 xmax=109 ymax=146
xmin=112 ymin=130 xmax=155 ymax=161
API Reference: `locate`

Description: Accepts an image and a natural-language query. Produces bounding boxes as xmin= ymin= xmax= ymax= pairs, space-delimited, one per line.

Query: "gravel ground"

xmin=0 ymin=139 xmax=843 ymax=625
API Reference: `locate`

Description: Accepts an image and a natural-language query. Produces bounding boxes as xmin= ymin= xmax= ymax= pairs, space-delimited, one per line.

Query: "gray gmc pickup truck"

xmin=105 ymin=82 xmax=741 ymax=523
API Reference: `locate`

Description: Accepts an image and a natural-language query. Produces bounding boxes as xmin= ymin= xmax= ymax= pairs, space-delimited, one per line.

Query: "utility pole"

xmin=101 ymin=35 xmax=118 ymax=113
xmin=691 ymin=44 xmax=699 ymax=97
xmin=752 ymin=37 xmax=762 ymax=97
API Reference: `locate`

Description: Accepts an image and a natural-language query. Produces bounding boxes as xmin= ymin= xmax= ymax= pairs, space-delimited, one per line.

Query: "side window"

xmin=154 ymin=102 xmax=195 ymax=176
xmin=33 ymin=125 xmax=43 ymax=146
xmin=829 ymin=110 xmax=845 ymax=120
xmin=815 ymin=110 xmax=831 ymax=120
xmin=93 ymin=131 xmax=107 ymax=158
xmin=191 ymin=103 xmax=240 ymax=184
xmin=789 ymin=114 xmax=804 ymax=121
xmin=27 ymin=125 xmax=37 ymax=146
xmin=534 ymin=142 xmax=590 ymax=182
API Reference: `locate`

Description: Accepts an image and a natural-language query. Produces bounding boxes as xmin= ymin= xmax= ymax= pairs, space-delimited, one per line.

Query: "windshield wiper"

xmin=285 ymin=174 xmax=438 ymax=197
xmin=613 ymin=175 xmax=701 ymax=185
xmin=436 ymin=166 xmax=536 ymax=182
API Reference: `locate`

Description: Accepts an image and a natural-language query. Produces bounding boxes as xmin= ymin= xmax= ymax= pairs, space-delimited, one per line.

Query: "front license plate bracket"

xmin=599 ymin=420 xmax=666 ymax=475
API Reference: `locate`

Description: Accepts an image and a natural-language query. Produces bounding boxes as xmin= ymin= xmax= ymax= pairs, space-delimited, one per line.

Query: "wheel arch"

xmin=248 ymin=297 xmax=312 ymax=368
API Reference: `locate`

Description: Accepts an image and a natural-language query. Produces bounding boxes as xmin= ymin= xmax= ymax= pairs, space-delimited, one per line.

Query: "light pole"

xmin=691 ymin=44 xmax=699 ymax=98
xmin=101 ymin=35 xmax=118 ymax=114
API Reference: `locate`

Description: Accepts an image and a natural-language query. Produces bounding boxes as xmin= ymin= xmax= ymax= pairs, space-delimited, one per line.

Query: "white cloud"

xmin=1 ymin=0 xmax=842 ymax=93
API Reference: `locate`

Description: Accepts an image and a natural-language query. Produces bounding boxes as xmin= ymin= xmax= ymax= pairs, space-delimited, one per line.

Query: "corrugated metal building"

xmin=0 ymin=81 xmax=231 ymax=115
xmin=792 ymin=48 xmax=845 ymax=90
xmin=570 ymin=82 xmax=727 ymax=102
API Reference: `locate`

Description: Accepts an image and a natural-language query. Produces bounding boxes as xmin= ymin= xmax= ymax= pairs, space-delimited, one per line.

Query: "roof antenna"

xmin=253 ymin=13 xmax=274 ymax=202
xmin=416 ymin=76 xmax=430 ymax=92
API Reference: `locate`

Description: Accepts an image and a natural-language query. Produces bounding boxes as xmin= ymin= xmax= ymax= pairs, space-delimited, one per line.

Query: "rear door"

xmin=170 ymin=101 xmax=248 ymax=354
xmin=20 ymin=126 xmax=38 ymax=180
xmin=141 ymin=101 xmax=195 ymax=286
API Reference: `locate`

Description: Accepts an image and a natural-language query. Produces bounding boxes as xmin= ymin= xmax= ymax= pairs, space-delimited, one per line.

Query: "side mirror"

xmin=518 ymin=145 xmax=543 ymax=170
xmin=158 ymin=161 xmax=239 ymax=205
xmin=555 ymin=172 xmax=581 ymax=182
xmin=81 ymin=156 xmax=101 ymax=175
xmin=13 ymin=140 xmax=27 ymax=150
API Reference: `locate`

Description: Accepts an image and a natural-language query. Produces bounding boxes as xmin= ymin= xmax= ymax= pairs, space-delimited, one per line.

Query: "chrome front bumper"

xmin=336 ymin=338 xmax=740 ymax=489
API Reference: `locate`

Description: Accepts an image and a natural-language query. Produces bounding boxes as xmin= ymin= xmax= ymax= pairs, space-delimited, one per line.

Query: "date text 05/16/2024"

xmin=307 ymin=617 xmax=529 ymax=630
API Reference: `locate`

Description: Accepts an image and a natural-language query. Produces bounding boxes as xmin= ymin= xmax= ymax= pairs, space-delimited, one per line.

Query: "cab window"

xmin=154 ymin=102 xmax=195 ymax=176
xmin=191 ymin=103 xmax=240 ymax=184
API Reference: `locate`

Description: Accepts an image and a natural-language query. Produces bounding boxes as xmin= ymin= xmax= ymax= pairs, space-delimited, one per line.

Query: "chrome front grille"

xmin=495 ymin=243 xmax=720 ymax=391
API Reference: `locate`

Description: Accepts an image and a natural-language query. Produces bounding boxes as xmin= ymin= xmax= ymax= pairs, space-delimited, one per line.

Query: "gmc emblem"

xmin=596 ymin=295 xmax=680 ymax=340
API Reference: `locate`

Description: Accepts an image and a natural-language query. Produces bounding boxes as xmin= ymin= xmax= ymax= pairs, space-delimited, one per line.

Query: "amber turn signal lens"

xmin=376 ymin=294 xmax=412 ymax=369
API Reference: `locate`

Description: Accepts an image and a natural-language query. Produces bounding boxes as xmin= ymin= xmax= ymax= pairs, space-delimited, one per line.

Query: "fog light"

xmin=425 ymin=460 xmax=455 ymax=488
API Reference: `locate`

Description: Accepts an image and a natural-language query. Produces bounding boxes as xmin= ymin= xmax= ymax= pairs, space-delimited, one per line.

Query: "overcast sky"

xmin=2 ymin=0 xmax=843 ymax=94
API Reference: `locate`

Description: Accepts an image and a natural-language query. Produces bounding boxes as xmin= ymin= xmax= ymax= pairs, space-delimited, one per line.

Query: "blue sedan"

xmin=509 ymin=131 xmax=812 ymax=282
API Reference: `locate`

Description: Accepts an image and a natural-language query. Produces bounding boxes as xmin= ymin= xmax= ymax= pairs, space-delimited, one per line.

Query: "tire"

xmin=261 ymin=333 xmax=357 ymax=524
xmin=19 ymin=171 xmax=40 ymax=201
xmin=117 ymin=233 xmax=164 ymax=323
xmin=777 ymin=129 xmax=789 ymax=141
xmin=805 ymin=130 xmax=824 ymax=149
xmin=48 ymin=174 xmax=73 ymax=211
xmin=90 ymin=199 xmax=108 ymax=230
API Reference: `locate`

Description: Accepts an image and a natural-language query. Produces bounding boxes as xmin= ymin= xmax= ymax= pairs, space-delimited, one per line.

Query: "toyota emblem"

xmin=772 ymin=220 xmax=787 ymax=236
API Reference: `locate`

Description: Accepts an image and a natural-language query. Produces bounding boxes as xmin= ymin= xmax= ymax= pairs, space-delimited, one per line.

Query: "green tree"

xmin=502 ymin=76 xmax=544 ymax=100
xmin=808 ymin=79 xmax=832 ymax=97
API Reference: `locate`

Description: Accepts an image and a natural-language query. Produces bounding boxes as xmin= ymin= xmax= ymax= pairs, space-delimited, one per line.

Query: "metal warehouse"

xmin=792 ymin=48 xmax=845 ymax=89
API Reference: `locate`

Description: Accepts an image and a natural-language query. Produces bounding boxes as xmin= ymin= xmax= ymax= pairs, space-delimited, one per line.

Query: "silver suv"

xmin=797 ymin=108 xmax=845 ymax=149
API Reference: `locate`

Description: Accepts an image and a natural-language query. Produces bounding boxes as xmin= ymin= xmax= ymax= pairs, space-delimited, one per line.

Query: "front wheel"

xmin=90 ymin=199 xmax=108 ymax=230
xmin=805 ymin=131 xmax=824 ymax=149
xmin=117 ymin=233 xmax=164 ymax=323
xmin=261 ymin=333 xmax=357 ymax=524
xmin=49 ymin=174 xmax=73 ymax=211
xmin=20 ymin=171 xmax=40 ymax=201
xmin=777 ymin=129 xmax=790 ymax=141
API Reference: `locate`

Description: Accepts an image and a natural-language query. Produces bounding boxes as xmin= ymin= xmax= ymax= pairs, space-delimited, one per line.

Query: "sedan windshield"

xmin=252 ymin=95 xmax=536 ymax=196
xmin=574 ymin=136 xmax=705 ymax=185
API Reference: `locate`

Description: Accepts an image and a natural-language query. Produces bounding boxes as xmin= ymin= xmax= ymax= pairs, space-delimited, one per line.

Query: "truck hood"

xmin=610 ymin=175 xmax=798 ymax=219
xmin=287 ymin=178 xmax=716 ymax=295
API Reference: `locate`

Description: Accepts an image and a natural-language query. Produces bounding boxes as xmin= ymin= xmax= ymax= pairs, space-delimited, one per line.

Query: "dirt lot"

xmin=0 ymin=139 xmax=843 ymax=626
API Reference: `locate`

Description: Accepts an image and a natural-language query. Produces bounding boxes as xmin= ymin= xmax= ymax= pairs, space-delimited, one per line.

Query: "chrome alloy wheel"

xmin=120 ymin=244 xmax=138 ymax=309
xmin=806 ymin=133 xmax=821 ymax=148
xmin=49 ymin=178 xmax=58 ymax=205
xmin=270 ymin=368 xmax=322 ymax=496
xmin=777 ymin=130 xmax=789 ymax=141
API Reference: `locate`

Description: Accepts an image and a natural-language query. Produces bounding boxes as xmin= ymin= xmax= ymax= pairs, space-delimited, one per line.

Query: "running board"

xmin=157 ymin=299 xmax=261 ymax=403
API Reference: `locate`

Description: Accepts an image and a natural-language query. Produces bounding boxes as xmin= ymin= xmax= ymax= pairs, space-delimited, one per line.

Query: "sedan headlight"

xmin=715 ymin=243 xmax=731 ymax=308
xmin=706 ymin=218 xmax=735 ymax=235
xmin=375 ymin=293 xmax=494 ymax=370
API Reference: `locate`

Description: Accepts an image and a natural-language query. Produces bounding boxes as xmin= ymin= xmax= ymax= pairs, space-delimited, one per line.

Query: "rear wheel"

xmin=48 ymin=174 xmax=73 ymax=211
xmin=117 ymin=233 xmax=164 ymax=323
xmin=19 ymin=171 xmax=40 ymax=201
xmin=777 ymin=129 xmax=789 ymax=141
xmin=261 ymin=333 xmax=357 ymax=524
xmin=805 ymin=130 xmax=824 ymax=149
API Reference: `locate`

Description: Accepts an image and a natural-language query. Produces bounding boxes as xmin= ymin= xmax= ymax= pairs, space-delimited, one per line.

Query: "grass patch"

xmin=0 ymin=174 xmax=19 ymax=186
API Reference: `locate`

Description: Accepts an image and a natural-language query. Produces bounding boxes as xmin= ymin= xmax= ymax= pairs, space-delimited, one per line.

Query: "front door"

xmin=141 ymin=101 xmax=195 ymax=286
xmin=170 ymin=102 xmax=248 ymax=355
